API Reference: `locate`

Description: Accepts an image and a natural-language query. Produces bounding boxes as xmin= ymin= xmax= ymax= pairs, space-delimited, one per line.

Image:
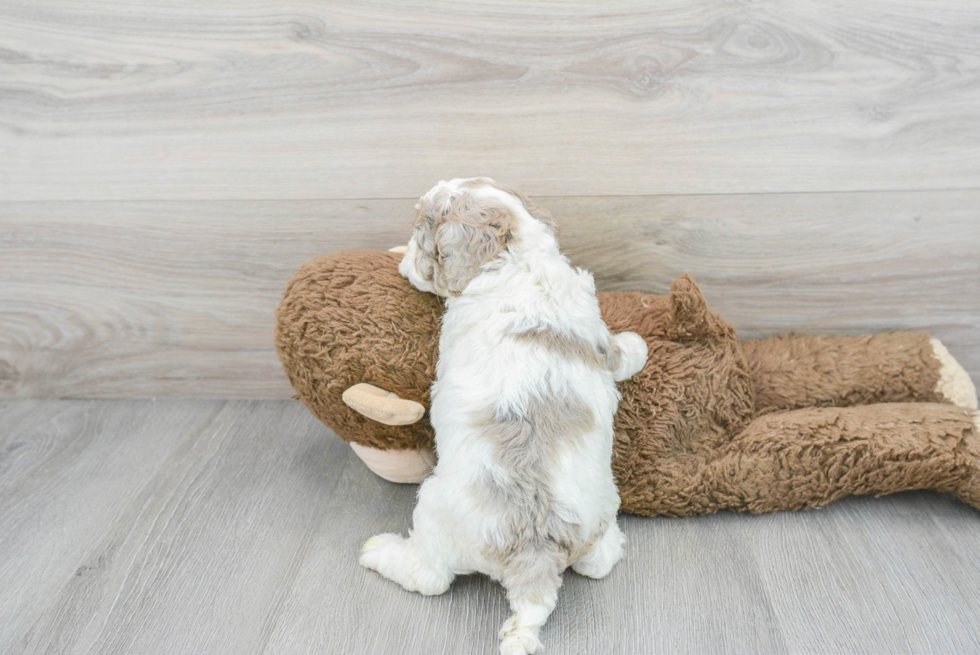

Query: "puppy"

xmin=359 ymin=178 xmax=648 ymax=655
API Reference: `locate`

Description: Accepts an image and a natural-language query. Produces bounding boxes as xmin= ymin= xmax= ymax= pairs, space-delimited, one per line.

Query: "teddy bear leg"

xmin=571 ymin=520 xmax=626 ymax=579
xmin=956 ymin=412 xmax=980 ymax=508
xmin=742 ymin=332 xmax=977 ymax=413
xmin=699 ymin=403 xmax=980 ymax=514
xmin=931 ymin=338 xmax=978 ymax=410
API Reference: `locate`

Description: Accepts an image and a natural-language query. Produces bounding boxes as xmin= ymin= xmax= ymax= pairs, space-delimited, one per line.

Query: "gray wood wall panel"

xmin=4 ymin=400 xmax=980 ymax=654
xmin=0 ymin=199 xmax=416 ymax=398
xmin=1 ymin=191 xmax=977 ymax=398
xmin=2 ymin=1 xmax=980 ymax=200
xmin=1 ymin=0 xmax=978 ymax=398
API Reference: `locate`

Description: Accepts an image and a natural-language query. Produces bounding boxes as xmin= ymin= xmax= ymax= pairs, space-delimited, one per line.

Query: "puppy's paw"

xmin=499 ymin=614 xmax=542 ymax=654
xmin=359 ymin=533 xmax=451 ymax=595
xmin=572 ymin=522 xmax=625 ymax=579
xmin=411 ymin=567 xmax=452 ymax=596
xmin=358 ymin=532 xmax=404 ymax=572
xmin=500 ymin=635 xmax=538 ymax=655
xmin=611 ymin=331 xmax=648 ymax=382
xmin=499 ymin=622 xmax=540 ymax=655
xmin=571 ymin=554 xmax=616 ymax=580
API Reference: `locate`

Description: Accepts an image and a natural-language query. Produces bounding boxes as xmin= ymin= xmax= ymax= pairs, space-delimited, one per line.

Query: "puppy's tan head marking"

xmin=458 ymin=177 xmax=559 ymax=238
xmin=408 ymin=178 xmax=560 ymax=297
xmin=412 ymin=183 xmax=520 ymax=296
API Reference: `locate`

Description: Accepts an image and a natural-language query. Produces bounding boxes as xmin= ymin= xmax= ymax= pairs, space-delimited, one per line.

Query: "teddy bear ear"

xmin=667 ymin=275 xmax=718 ymax=342
xmin=341 ymin=383 xmax=425 ymax=426
xmin=666 ymin=275 xmax=740 ymax=343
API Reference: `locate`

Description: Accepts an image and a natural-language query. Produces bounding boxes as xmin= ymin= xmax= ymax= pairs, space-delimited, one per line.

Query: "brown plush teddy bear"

xmin=275 ymin=249 xmax=980 ymax=517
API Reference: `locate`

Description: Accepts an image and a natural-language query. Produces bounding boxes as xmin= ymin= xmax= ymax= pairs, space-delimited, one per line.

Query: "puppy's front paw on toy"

xmin=611 ymin=331 xmax=648 ymax=381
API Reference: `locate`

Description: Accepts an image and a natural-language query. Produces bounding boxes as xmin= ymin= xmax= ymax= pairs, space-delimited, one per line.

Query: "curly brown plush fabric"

xmin=275 ymin=250 xmax=980 ymax=517
xmin=275 ymin=250 xmax=442 ymax=451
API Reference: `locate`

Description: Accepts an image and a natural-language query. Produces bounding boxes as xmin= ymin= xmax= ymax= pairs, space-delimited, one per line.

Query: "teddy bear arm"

xmin=341 ymin=383 xmax=426 ymax=426
xmin=619 ymin=403 xmax=980 ymax=517
xmin=741 ymin=332 xmax=977 ymax=414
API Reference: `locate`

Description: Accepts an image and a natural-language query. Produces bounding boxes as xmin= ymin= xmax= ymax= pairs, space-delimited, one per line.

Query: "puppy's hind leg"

xmin=498 ymin=549 xmax=564 ymax=655
xmin=359 ymin=480 xmax=455 ymax=596
xmin=571 ymin=520 xmax=625 ymax=579
xmin=358 ymin=532 xmax=453 ymax=596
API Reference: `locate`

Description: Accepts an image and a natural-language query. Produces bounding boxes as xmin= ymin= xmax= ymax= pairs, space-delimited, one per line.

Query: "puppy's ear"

xmin=522 ymin=200 xmax=559 ymax=238
xmin=434 ymin=202 xmax=515 ymax=296
xmin=476 ymin=180 xmax=559 ymax=238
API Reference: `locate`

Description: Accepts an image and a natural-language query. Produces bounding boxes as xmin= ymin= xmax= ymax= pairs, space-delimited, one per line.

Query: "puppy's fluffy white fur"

xmin=360 ymin=178 xmax=648 ymax=655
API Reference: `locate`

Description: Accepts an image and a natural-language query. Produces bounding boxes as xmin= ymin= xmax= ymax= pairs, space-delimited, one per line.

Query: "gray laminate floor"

xmin=2 ymin=400 xmax=979 ymax=655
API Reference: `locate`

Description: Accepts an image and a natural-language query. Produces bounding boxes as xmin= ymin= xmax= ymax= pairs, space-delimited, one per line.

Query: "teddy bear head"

xmin=275 ymin=250 xmax=440 ymax=452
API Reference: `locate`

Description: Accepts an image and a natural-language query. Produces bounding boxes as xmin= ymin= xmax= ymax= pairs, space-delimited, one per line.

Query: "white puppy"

xmin=359 ymin=177 xmax=648 ymax=655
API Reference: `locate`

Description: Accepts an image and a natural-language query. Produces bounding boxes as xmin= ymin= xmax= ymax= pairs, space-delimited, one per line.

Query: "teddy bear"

xmin=275 ymin=249 xmax=980 ymax=517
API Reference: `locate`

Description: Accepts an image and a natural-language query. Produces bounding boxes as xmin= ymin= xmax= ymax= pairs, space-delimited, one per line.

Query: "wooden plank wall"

xmin=1 ymin=1 xmax=978 ymax=398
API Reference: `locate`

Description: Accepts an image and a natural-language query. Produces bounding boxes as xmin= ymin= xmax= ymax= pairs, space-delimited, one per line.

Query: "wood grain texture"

xmin=0 ymin=199 xmax=416 ymax=397
xmin=0 ymin=400 xmax=223 ymax=649
xmin=2 ymin=190 xmax=977 ymax=398
xmin=2 ymin=0 xmax=980 ymax=200
xmin=3 ymin=399 xmax=980 ymax=654
xmin=744 ymin=494 xmax=980 ymax=653
xmin=8 ymin=400 xmax=345 ymax=655
xmin=553 ymin=190 xmax=980 ymax=379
